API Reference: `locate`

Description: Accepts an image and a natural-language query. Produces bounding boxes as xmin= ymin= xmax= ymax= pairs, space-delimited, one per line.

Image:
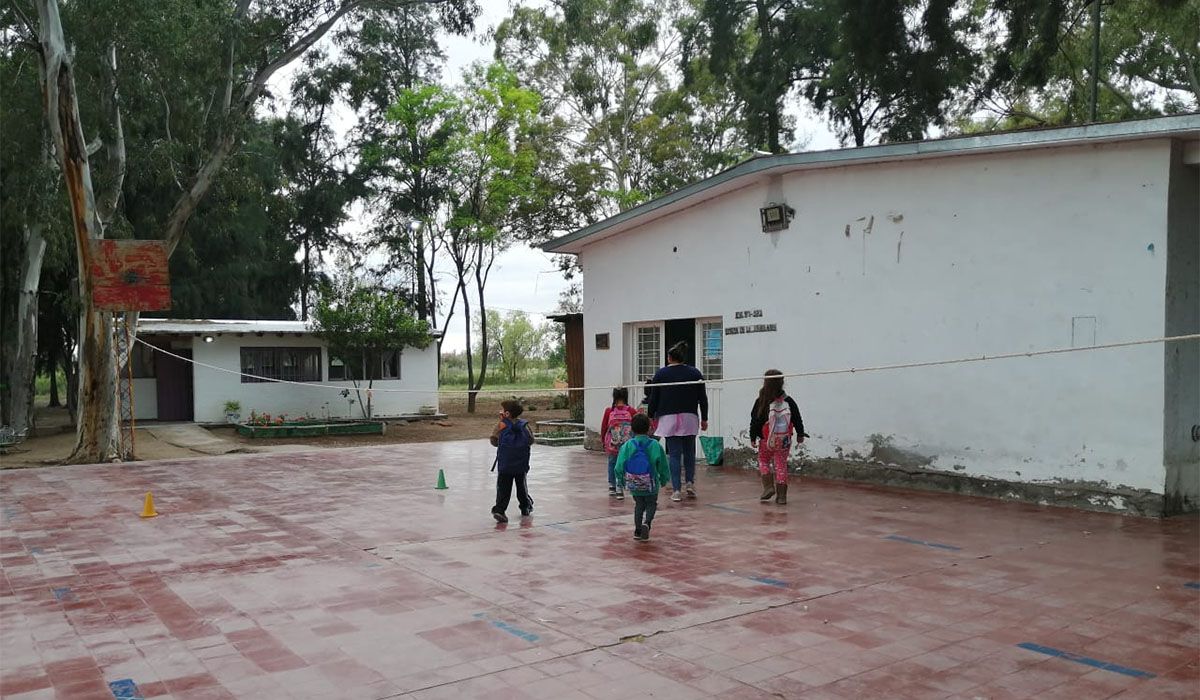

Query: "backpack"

xmin=761 ymin=398 xmax=793 ymax=451
xmin=494 ymin=419 xmax=532 ymax=474
xmin=623 ymin=439 xmax=655 ymax=492
xmin=604 ymin=405 xmax=635 ymax=455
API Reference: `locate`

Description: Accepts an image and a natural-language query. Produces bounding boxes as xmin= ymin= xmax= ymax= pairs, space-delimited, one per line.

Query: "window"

xmin=240 ymin=347 xmax=321 ymax=383
xmin=595 ymin=333 xmax=610 ymax=350
xmin=634 ymin=325 xmax=661 ymax=382
xmin=328 ymin=355 xmax=346 ymax=381
xmin=328 ymin=351 xmax=401 ymax=381
xmin=124 ymin=342 xmax=156 ymax=379
xmin=700 ymin=320 xmax=723 ymax=380
xmin=379 ymin=350 xmax=401 ymax=380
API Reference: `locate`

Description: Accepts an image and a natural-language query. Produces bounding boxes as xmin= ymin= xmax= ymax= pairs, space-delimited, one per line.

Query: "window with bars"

xmin=328 ymin=351 xmax=402 ymax=381
xmin=240 ymin=347 xmax=322 ymax=382
xmin=700 ymin=321 xmax=723 ymax=380
xmin=635 ymin=325 xmax=661 ymax=382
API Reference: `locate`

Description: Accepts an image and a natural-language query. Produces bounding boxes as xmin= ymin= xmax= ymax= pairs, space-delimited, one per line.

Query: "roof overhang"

xmin=543 ymin=115 xmax=1200 ymax=255
xmin=137 ymin=318 xmax=444 ymax=339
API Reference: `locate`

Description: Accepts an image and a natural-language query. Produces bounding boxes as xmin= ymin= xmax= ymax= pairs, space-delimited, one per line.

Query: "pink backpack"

xmin=761 ymin=398 xmax=793 ymax=451
xmin=604 ymin=405 xmax=635 ymax=455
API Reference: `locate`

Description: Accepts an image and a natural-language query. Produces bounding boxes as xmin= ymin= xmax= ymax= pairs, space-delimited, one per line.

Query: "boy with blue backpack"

xmin=614 ymin=414 xmax=670 ymax=541
xmin=491 ymin=400 xmax=535 ymax=523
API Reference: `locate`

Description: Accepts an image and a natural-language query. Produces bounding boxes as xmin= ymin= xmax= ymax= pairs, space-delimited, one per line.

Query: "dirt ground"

xmin=0 ymin=394 xmax=571 ymax=469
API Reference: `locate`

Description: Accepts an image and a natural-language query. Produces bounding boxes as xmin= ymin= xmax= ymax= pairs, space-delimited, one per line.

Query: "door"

xmin=664 ymin=318 xmax=696 ymax=365
xmin=155 ymin=348 xmax=194 ymax=421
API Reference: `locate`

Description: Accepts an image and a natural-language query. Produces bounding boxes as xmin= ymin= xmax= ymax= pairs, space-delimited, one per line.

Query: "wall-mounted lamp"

xmin=760 ymin=203 xmax=795 ymax=233
xmin=203 ymin=335 xmax=214 ymax=343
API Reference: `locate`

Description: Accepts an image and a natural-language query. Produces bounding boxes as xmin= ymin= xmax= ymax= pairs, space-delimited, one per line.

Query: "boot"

xmin=759 ymin=473 xmax=775 ymax=501
xmin=775 ymin=482 xmax=788 ymax=505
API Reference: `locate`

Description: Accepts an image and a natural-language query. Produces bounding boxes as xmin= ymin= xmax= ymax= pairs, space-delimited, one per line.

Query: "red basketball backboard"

xmin=89 ymin=239 xmax=172 ymax=311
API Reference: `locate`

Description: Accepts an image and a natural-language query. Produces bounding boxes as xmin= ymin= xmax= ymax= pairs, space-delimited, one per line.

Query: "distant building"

xmin=134 ymin=319 xmax=439 ymax=423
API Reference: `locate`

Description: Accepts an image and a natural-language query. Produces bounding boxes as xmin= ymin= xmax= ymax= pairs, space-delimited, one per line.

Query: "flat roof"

xmin=543 ymin=114 xmax=1200 ymax=255
xmin=138 ymin=318 xmax=443 ymax=338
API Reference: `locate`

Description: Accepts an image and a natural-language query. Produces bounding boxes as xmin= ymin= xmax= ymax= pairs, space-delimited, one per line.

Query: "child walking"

xmin=614 ymin=414 xmax=670 ymax=541
xmin=749 ymin=370 xmax=806 ymax=505
xmin=600 ymin=387 xmax=636 ymax=499
xmin=491 ymin=400 xmax=535 ymax=523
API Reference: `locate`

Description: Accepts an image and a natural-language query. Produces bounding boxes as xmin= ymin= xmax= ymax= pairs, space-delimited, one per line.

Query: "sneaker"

xmin=615 ymin=490 xmax=624 ymax=501
xmin=609 ymin=486 xmax=617 ymax=496
xmin=520 ymin=508 xmax=532 ymax=517
xmin=670 ymin=491 xmax=683 ymax=502
xmin=685 ymin=483 xmax=696 ymax=499
xmin=493 ymin=511 xmax=508 ymax=524
xmin=633 ymin=525 xmax=643 ymax=540
xmin=639 ymin=524 xmax=651 ymax=541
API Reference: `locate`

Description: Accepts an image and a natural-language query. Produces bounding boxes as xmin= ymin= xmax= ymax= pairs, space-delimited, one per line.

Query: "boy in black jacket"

xmin=491 ymin=400 xmax=535 ymax=523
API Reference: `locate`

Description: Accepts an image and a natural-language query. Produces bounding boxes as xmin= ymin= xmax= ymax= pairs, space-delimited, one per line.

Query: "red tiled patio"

xmin=1 ymin=441 xmax=1197 ymax=699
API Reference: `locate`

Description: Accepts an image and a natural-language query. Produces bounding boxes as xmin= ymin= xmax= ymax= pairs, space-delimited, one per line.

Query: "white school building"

xmin=132 ymin=319 xmax=440 ymax=423
xmin=544 ymin=116 xmax=1200 ymax=515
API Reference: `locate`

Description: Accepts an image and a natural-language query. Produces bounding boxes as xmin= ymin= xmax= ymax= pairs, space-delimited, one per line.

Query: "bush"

xmin=551 ymin=394 xmax=569 ymax=410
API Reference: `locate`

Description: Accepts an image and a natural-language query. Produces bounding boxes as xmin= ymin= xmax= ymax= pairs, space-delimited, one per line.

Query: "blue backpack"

xmin=624 ymin=439 xmax=655 ymax=492
xmin=493 ymin=419 xmax=531 ymax=475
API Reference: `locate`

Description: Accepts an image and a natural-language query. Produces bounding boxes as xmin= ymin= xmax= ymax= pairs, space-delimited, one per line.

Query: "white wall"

xmin=580 ymin=139 xmax=1175 ymax=495
xmin=189 ymin=334 xmax=439 ymax=423
xmin=133 ymin=378 xmax=157 ymax=421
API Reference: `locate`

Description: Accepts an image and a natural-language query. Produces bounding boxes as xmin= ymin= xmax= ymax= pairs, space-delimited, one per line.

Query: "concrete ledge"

xmin=722 ymin=447 xmax=1166 ymax=517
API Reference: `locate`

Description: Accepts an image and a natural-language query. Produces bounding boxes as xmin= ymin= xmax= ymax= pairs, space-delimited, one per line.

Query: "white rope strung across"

xmin=133 ymin=333 xmax=1200 ymax=396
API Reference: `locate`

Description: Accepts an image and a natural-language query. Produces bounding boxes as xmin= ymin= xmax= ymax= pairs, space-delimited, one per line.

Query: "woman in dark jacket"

xmin=648 ymin=342 xmax=708 ymax=501
xmin=749 ymin=369 xmax=806 ymax=505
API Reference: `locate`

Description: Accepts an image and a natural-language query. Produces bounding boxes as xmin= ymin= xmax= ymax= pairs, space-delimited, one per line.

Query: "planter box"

xmin=235 ymin=421 xmax=385 ymax=439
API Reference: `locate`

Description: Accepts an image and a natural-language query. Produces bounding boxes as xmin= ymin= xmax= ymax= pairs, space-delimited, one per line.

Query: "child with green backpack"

xmin=614 ymin=413 xmax=670 ymax=541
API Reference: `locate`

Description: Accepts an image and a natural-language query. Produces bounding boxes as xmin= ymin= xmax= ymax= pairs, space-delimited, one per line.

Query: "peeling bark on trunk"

xmin=2 ymin=225 xmax=47 ymax=437
xmin=37 ymin=0 xmax=121 ymax=463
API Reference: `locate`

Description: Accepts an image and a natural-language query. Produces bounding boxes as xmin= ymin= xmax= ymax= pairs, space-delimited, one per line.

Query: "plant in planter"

xmin=223 ymin=400 xmax=242 ymax=424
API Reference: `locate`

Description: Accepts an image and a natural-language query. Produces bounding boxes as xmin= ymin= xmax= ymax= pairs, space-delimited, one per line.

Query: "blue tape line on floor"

xmin=749 ymin=575 xmax=789 ymax=588
xmin=707 ymin=504 xmax=752 ymax=514
xmin=1017 ymin=642 xmax=1155 ymax=679
xmin=1185 ymin=581 xmax=1200 ymax=590
xmin=108 ymin=678 xmax=144 ymax=699
xmin=473 ymin=613 xmax=539 ymax=643
xmin=545 ymin=523 xmax=572 ymax=532
xmin=52 ymin=587 xmax=75 ymax=602
xmin=884 ymin=534 xmax=962 ymax=551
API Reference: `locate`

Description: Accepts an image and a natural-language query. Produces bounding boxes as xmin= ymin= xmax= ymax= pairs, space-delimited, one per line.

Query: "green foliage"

xmin=312 ymin=274 xmax=433 ymax=383
xmin=484 ymin=309 xmax=550 ymax=384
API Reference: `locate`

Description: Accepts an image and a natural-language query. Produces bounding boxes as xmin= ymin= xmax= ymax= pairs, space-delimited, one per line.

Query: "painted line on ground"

xmin=1016 ymin=642 xmax=1155 ymax=679
xmin=52 ymin=587 xmax=75 ymax=602
xmin=884 ymin=534 xmax=962 ymax=551
xmin=707 ymin=503 xmax=753 ymax=514
xmin=108 ymin=678 xmax=144 ymax=699
xmin=1184 ymin=582 xmax=1200 ymax=590
xmin=748 ymin=575 xmax=789 ymax=588
xmin=545 ymin=523 xmax=572 ymax=532
xmin=473 ymin=612 xmax=540 ymax=643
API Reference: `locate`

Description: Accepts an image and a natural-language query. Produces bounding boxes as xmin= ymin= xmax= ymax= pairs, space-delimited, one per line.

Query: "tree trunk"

xmin=48 ymin=352 xmax=60 ymax=408
xmin=461 ymin=277 xmax=475 ymax=413
xmin=415 ymin=223 xmax=427 ymax=321
xmin=37 ymin=0 xmax=122 ymax=463
xmin=301 ymin=233 xmax=310 ymax=321
xmin=3 ymin=225 xmax=47 ymax=437
xmin=468 ymin=241 xmax=492 ymax=414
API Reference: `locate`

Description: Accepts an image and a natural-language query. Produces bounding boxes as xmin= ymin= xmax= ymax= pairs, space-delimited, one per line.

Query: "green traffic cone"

xmin=435 ymin=469 xmax=448 ymax=490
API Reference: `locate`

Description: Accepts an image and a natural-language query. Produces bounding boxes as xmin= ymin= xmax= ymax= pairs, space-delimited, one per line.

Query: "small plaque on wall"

xmin=595 ymin=333 xmax=610 ymax=350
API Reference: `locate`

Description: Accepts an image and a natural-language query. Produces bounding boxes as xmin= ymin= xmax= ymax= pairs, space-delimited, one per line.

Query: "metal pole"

xmin=1090 ymin=0 xmax=1101 ymax=122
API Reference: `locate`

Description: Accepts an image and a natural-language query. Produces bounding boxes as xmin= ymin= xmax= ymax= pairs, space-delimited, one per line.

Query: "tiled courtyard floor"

xmin=1 ymin=441 xmax=1197 ymax=699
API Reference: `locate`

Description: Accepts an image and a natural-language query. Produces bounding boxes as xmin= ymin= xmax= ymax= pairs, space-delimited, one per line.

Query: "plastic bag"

xmin=699 ymin=436 xmax=724 ymax=465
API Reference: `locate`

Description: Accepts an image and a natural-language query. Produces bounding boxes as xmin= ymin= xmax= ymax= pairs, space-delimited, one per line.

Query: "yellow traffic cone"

xmin=140 ymin=491 xmax=158 ymax=518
